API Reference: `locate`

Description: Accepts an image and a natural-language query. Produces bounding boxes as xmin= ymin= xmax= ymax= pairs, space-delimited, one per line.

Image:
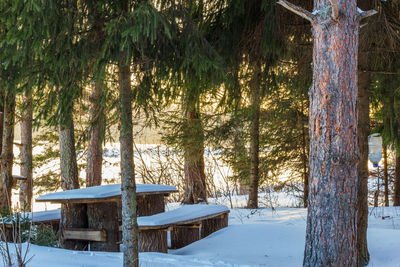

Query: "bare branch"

xmin=328 ymin=0 xmax=339 ymax=21
xmin=277 ymin=0 xmax=315 ymax=23
xmin=359 ymin=9 xmax=378 ymax=20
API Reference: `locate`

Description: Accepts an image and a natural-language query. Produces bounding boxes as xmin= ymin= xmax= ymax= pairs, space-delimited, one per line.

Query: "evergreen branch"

xmin=277 ymin=0 xmax=315 ymax=23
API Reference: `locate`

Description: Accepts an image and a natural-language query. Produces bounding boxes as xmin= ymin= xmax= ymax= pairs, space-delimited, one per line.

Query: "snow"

xmin=2 ymin=209 xmax=61 ymax=225
xmin=138 ymin=204 xmax=229 ymax=227
xmin=2 ymin=206 xmax=400 ymax=267
xmin=36 ymin=184 xmax=177 ymax=202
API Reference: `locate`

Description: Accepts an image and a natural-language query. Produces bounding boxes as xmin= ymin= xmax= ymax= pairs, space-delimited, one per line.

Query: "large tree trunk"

xmin=86 ymin=0 xmax=106 ymax=188
xmin=118 ymin=52 xmax=139 ymax=267
xmin=357 ymin=68 xmax=371 ymax=266
xmin=302 ymin=2 xmax=361 ymax=266
xmin=59 ymin=106 xmax=88 ymax=250
xmin=247 ymin=64 xmax=261 ymax=209
xmin=86 ymin=79 xmax=105 ymax=187
xmin=19 ymin=90 xmax=33 ymax=211
xmin=183 ymin=106 xmax=207 ymax=204
xmin=394 ymin=153 xmax=400 ymax=206
xmin=383 ymin=145 xmax=389 ymax=207
xmin=0 ymin=90 xmax=15 ymax=212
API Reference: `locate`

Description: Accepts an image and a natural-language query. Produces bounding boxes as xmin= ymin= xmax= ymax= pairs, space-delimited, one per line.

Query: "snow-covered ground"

xmin=2 ymin=205 xmax=400 ymax=267
xmin=5 ymin=143 xmax=400 ymax=266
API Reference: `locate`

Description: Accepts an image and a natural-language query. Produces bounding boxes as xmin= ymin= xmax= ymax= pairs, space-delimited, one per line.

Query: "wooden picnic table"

xmin=37 ymin=184 xmax=177 ymax=251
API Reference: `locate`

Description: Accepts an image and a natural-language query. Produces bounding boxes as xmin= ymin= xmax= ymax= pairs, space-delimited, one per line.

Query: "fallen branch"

xmin=277 ymin=0 xmax=315 ymax=23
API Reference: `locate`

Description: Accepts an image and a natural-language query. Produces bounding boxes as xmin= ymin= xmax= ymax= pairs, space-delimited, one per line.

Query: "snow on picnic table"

xmin=138 ymin=204 xmax=229 ymax=227
xmin=5 ymin=206 xmax=400 ymax=267
xmin=36 ymin=184 xmax=177 ymax=202
xmin=2 ymin=209 xmax=61 ymax=224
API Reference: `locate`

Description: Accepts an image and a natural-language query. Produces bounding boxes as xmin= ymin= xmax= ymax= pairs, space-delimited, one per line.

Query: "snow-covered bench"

xmin=1 ymin=209 xmax=61 ymax=241
xmin=136 ymin=204 xmax=230 ymax=252
xmin=62 ymin=204 xmax=230 ymax=253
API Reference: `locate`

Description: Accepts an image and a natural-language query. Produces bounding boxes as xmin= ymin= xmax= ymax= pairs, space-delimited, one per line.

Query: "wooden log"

xmin=87 ymin=202 xmax=119 ymax=252
xmin=61 ymin=203 xmax=88 ymax=250
xmin=138 ymin=229 xmax=167 ymax=253
xmin=137 ymin=194 xmax=165 ymax=216
xmin=63 ymin=228 xmax=106 ymax=242
xmin=201 ymin=213 xmax=228 ymax=238
xmin=171 ymin=224 xmax=200 ymax=249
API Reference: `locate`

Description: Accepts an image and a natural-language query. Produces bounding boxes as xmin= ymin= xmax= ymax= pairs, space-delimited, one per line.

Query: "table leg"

xmin=87 ymin=202 xmax=119 ymax=252
xmin=61 ymin=203 xmax=88 ymax=250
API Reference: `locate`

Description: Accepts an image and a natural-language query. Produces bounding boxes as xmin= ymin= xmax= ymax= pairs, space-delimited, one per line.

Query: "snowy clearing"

xmin=2 ymin=206 xmax=400 ymax=267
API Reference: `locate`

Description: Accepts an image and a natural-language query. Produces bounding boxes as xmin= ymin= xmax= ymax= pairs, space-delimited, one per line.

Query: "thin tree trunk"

xmin=394 ymin=153 xmax=400 ymax=206
xmin=59 ymin=106 xmax=88 ymax=250
xmin=0 ymin=93 xmax=3 ymax=158
xmin=19 ymin=90 xmax=33 ymax=211
xmin=374 ymin=168 xmax=380 ymax=207
xmin=183 ymin=106 xmax=207 ymax=204
xmin=301 ymin=100 xmax=309 ymax=208
xmin=302 ymin=2 xmax=361 ymax=266
xmin=0 ymin=90 xmax=15 ymax=212
xmin=357 ymin=68 xmax=371 ymax=266
xmin=119 ymin=51 xmax=139 ymax=267
xmin=86 ymin=79 xmax=105 ymax=187
xmin=383 ymin=145 xmax=389 ymax=206
xmin=247 ymin=64 xmax=261 ymax=209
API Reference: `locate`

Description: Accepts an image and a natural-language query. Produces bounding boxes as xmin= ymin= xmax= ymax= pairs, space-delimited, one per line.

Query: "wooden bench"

xmin=136 ymin=204 xmax=229 ymax=253
xmin=62 ymin=204 xmax=230 ymax=253
xmin=1 ymin=209 xmax=61 ymax=241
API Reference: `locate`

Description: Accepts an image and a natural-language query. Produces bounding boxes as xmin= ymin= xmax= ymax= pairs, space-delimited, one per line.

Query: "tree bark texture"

xmin=394 ymin=153 xmax=400 ymax=206
xmin=247 ymin=64 xmax=261 ymax=209
xmin=60 ymin=203 xmax=88 ymax=250
xmin=86 ymin=79 xmax=105 ymax=187
xmin=118 ymin=52 xmax=139 ymax=267
xmin=137 ymin=194 xmax=165 ymax=216
xmin=383 ymin=146 xmax=389 ymax=207
xmin=19 ymin=90 xmax=33 ymax=211
xmin=86 ymin=0 xmax=106 ymax=188
xmin=171 ymin=226 xmax=200 ymax=249
xmin=138 ymin=229 xmax=167 ymax=253
xmin=201 ymin=213 xmax=228 ymax=238
xmin=0 ymin=90 xmax=15 ymax=212
xmin=183 ymin=107 xmax=207 ymax=204
xmin=304 ymin=2 xmax=360 ymax=266
xmin=0 ymin=93 xmax=4 ymax=160
xmin=87 ymin=202 xmax=119 ymax=252
xmin=59 ymin=106 xmax=88 ymax=250
xmin=357 ymin=69 xmax=370 ymax=266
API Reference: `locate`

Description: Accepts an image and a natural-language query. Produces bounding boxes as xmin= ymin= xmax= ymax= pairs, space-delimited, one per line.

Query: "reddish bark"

xmin=0 ymin=91 xmax=15 ymax=212
xmin=86 ymin=79 xmax=105 ymax=187
xmin=303 ymin=1 xmax=361 ymax=266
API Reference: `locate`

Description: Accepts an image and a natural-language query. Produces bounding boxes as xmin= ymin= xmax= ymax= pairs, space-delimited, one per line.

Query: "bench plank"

xmin=63 ymin=229 xmax=106 ymax=242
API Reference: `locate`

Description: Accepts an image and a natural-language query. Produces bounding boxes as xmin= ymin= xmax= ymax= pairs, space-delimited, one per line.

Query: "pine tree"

xmin=279 ymin=0 xmax=377 ymax=265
